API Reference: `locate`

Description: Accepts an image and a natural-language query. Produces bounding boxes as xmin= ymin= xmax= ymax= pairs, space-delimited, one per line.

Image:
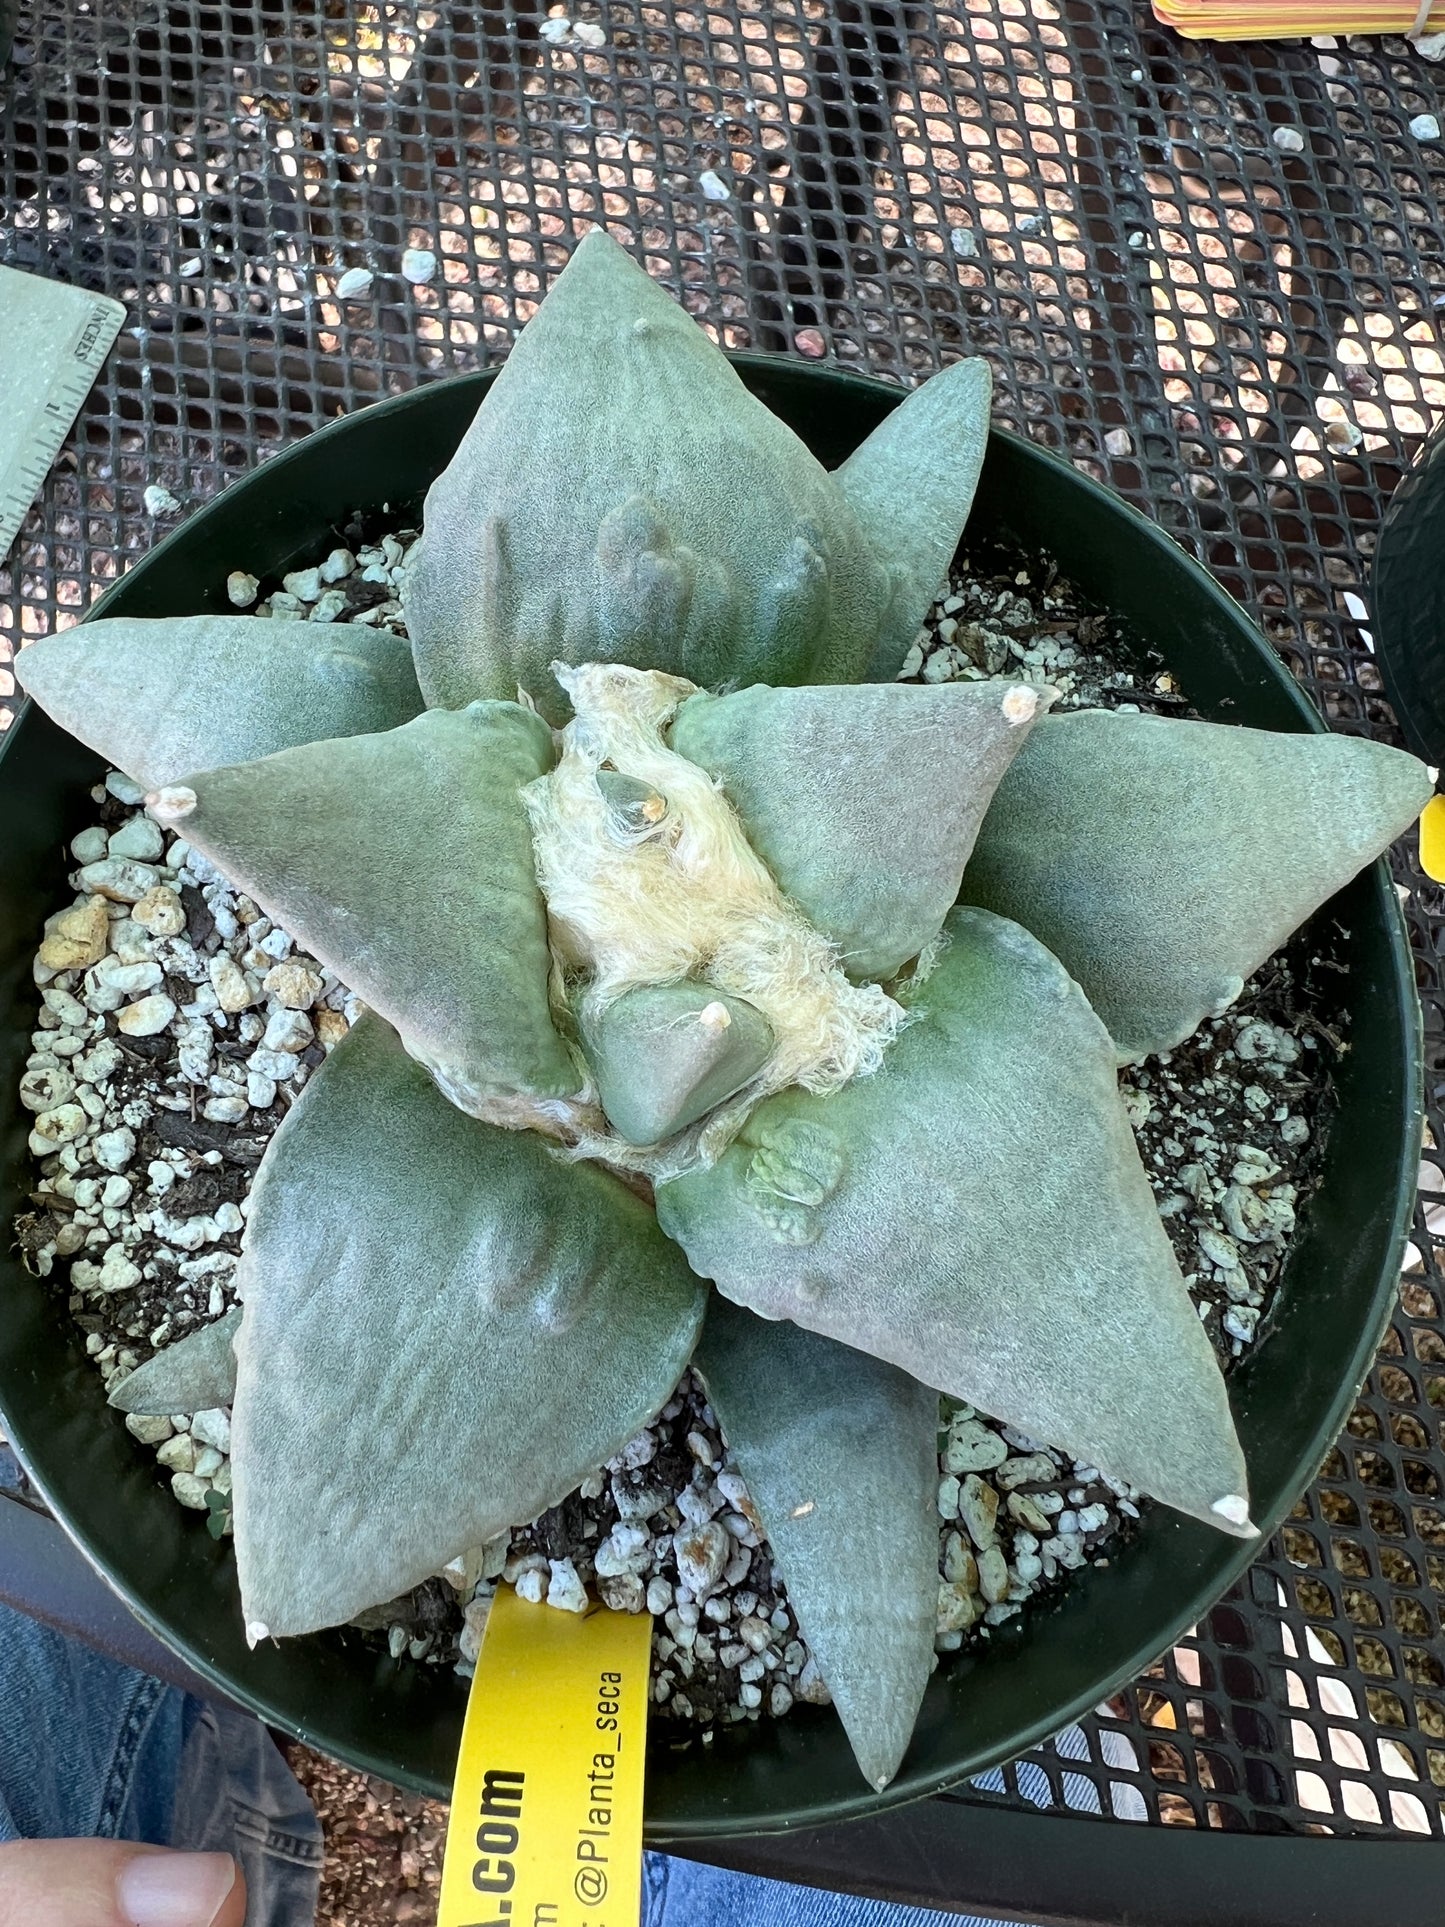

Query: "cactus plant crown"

xmin=16 ymin=228 xmax=1432 ymax=1793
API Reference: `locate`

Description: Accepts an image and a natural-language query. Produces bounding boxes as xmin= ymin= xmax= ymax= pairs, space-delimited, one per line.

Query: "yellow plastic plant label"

xmin=438 ymin=1585 xmax=653 ymax=1927
xmin=1419 ymin=793 xmax=1445 ymax=884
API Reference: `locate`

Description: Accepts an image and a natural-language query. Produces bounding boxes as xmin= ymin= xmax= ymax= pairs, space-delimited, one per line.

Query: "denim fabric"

xmin=0 ymin=1597 xmax=323 ymax=1927
xmin=646 ymin=1854 xmax=996 ymax=1925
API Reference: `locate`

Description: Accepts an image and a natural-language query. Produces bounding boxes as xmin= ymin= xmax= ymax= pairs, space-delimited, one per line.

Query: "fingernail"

xmin=117 ymin=1851 xmax=237 ymax=1927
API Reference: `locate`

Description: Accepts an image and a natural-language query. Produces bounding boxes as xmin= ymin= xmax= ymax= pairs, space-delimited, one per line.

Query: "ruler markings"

xmin=0 ymin=268 xmax=126 ymax=570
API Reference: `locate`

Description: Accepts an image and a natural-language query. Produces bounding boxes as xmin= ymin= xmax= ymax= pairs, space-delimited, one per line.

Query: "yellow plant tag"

xmin=438 ymin=1586 xmax=653 ymax=1927
xmin=1420 ymin=794 xmax=1445 ymax=884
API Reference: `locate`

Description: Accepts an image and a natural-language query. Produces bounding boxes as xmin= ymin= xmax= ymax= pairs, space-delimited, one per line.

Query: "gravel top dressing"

xmin=14 ymin=525 xmax=1335 ymax=1745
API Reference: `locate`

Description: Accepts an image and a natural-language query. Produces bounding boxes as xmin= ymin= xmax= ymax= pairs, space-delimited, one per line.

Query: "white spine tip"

xmin=146 ymin=785 xmax=197 ymax=822
xmin=1002 ymin=686 xmax=1039 ymax=725
xmin=1428 ymin=766 xmax=1439 ymax=785
xmin=698 ymin=1000 xmax=732 ymax=1032
xmin=245 ymin=1620 xmax=271 ymax=1648
xmin=1211 ymin=1494 xmax=1254 ymax=1530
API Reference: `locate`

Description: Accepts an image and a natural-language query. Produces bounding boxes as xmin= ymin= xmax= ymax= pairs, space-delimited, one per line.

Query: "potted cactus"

xmin=0 ymin=230 xmax=1429 ymax=1805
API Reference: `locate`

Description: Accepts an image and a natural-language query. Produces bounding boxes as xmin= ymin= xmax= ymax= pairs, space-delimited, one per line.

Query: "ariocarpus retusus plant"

xmin=17 ymin=229 xmax=1430 ymax=1789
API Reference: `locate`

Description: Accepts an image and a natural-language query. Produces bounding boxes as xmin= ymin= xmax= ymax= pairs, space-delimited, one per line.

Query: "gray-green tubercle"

xmin=19 ymin=220 xmax=1428 ymax=1794
xmin=658 ymin=907 xmax=1253 ymax=1534
xmin=694 ymin=1299 xmax=940 ymax=1791
xmin=670 ymin=678 xmax=1049 ymax=980
xmin=402 ymin=229 xmax=993 ymax=722
xmin=162 ymin=703 xmax=578 ymax=1115
xmin=960 ymin=711 xmax=1433 ymax=1061
xmin=14 ymin=617 xmax=423 ymax=791
xmin=579 ymin=982 xmax=774 ymax=1145
xmin=107 ymin=1308 xmax=241 ymax=1416
xmin=231 ymin=1015 xmax=707 ymax=1638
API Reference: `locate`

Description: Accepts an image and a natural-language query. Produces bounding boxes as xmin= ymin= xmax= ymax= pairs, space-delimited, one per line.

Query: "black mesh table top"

xmin=2 ymin=0 xmax=1444 ymax=1892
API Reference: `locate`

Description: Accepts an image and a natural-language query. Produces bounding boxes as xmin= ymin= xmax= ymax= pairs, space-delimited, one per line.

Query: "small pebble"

xmin=248 ymin=1048 xmax=299 ymax=1081
xmin=78 ymin=859 xmax=160 ymax=905
xmin=109 ymin=818 xmax=163 ymax=868
xmin=226 ymin=572 xmax=260 ymax=609
xmin=170 ymin=1472 xmax=211 ymax=1510
xmin=977 ymin=1546 xmax=1010 ymax=1604
xmin=959 ymin=1474 xmax=1000 ymax=1550
xmin=117 ymin=995 xmax=177 ymax=1037
xmin=39 ymin=900 xmax=110 ymax=970
xmin=263 ymin=1008 xmax=313 ymax=1054
xmin=699 ymin=169 xmax=730 ymax=201
xmin=943 ymin=1419 xmax=1008 ymax=1474
xmin=93 ymin=1128 xmax=136 ymax=1173
xmin=143 ymin=486 xmax=181 ymax=516
xmin=125 ymin=1413 xmax=174 ymax=1445
xmin=546 ymin=1559 xmax=589 ymax=1613
xmin=158 ymin=1433 xmax=198 ymax=1474
xmin=514 ymin=1566 xmax=547 ymax=1605
xmin=133 ymin=886 xmax=186 ymax=937
xmin=674 ymin=1521 xmax=729 ymax=1597
xmin=401 ymin=248 xmax=438 ymax=285
xmin=70 ymin=827 xmax=109 ymax=864
xmin=209 ymin=955 xmax=256 ymax=1014
xmin=950 ymin=227 xmax=979 ymax=259
xmin=1410 ymin=113 xmax=1441 ymax=141
xmin=1272 ymin=126 xmax=1306 ymax=152
xmin=335 ymin=267 xmax=374 ymax=300
xmin=97 ymin=959 xmax=163 ymax=997
xmin=263 ymin=959 xmax=327 ymax=1009
xmin=573 ymin=19 xmax=606 ymax=46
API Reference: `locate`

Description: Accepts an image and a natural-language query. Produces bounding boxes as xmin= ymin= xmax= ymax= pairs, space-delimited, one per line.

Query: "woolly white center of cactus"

xmin=524 ymin=662 xmax=907 ymax=1168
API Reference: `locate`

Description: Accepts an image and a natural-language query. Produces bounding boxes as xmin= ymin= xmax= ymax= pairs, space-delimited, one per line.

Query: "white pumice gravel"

xmin=401 ymin=248 xmax=438 ymax=286
xmin=14 ymin=530 xmax=1336 ymax=1746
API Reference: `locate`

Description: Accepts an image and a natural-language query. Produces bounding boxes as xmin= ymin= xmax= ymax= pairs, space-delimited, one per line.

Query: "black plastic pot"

xmin=1372 ymin=421 xmax=1445 ymax=767
xmin=0 ymin=361 xmax=1421 ymax=1843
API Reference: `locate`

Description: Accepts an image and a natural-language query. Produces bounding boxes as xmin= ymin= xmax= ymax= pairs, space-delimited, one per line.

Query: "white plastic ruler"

xmin=0 ymin=265 xmax=125 ymax=566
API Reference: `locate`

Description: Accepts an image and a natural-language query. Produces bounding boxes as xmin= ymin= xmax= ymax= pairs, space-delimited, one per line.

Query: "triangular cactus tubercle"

xmin=402 ymin=229 xmax=993 ymax=719
xmin=14 ymin=617 xmax=423 ymax=792
xmin=670 ymin=677 xmax=1051 ymax=981
xmin=694 ymin=1298 xmax=940 ymax=1791
xmin=159 ymin=702 xmax=579 ymax=1118
xmin=659 ymin=906 xmax=1254 ymax=1537
xmin=961 ymin=711 xmax=1433 ymax=1061
xmin=231 ymin=1014 xmax=708 ymax=1639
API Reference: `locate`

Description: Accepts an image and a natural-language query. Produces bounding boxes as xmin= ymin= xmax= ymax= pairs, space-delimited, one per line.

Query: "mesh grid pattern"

xmin=2 ymin=0 xmax=1444 ymax=1841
